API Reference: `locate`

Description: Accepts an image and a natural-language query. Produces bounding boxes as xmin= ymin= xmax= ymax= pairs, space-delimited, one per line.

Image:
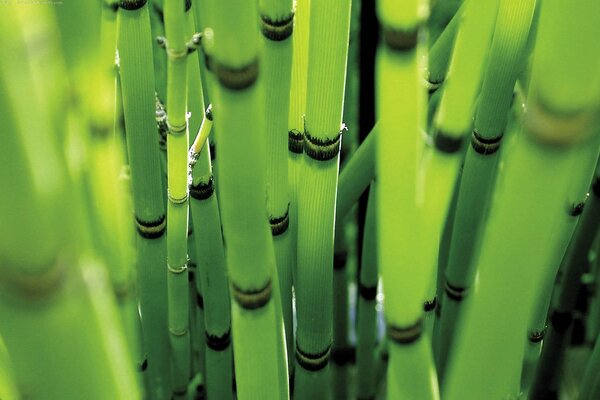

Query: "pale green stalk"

xmin=294 ymin=0 xmax=352 ymax=397
xmin=207 ymin=0 xmax=289 ymax=397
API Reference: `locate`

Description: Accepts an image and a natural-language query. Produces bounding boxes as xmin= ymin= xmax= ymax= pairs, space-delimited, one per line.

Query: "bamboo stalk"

xmin=530 ymin=170 xmax=600 ymax=397
xmin=294 ymin=0 xmax=352 ymax=397
xmin=117 ymin=1 xmax=171 ymax=397
xmin=190 ymin=111 xmax=234 ymax=400
xmin=207 ymin=1 xmax=289 ymax=397
xmin=436 ymin=0 xmax=536 ymax=380
xmin=375 ymin=0 xmax=441 ymax=398
xmin=356 ymin=183 xmax=379 ymax=400
xmin=260 ymin=0 xmax=296 ymax=386
xmin=163 ymin=0 xmax=193 ymax=397
xmin=0 ymin=338 xmax=19 ymax=400
xmin=336 ymin=125 xmax=378 ymax=221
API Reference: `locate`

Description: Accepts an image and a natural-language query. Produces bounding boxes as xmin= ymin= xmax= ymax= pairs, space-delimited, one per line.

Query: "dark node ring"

xmin=190 ymin=176 xmax=214 ymax=201
xmin=424 ymin=297 xmax=436 ymax=312
xmin=288 ymin=129 xmax=304 ymax=154
xmin=104 ymin=1 xmax=119 ymax=12
xmin=382 ymin=25 xmax=419 ymax=52
xmin=471 ymin=129 xmax=502 ymax=155
xmin=119 ymin=0 xmax=147 ymax=10
xmin=138 ymin=357 xmax=148 ymax=372
xmin=296 ymin=342 xmax=332 ymax=371
xmin=185 ymin=0 xmax=191 ymax=12
xmin=206 ymin=330 xmax=231 ymax=351
xmin=331 ymin=346 xmax=354 ymax=366
xmin=388 ymin=318 xmax=423 ymax=345
xmin=231 ymin=278 xmax=272 ymax=310
xmin=197 ymin=292 xmax=204 ymax=309
xmin=211 ymin=57 xmax=259 ymax=91
xmin=261 ymin=12 xmax=295 ymax=42
xmin=135 ymin=214 xmax=166 ymax=239
xmin=529 ymin=328 xmax=546 ymax=343
xmin=427 ymin=79 xmax=443 ymax=95
xmin=445 ymin=280 xmax=467 ymax=302
xmin=205 ymin=104 xmax=213 ymax=121
xmin=270 ymin=205 xmax=290 ymax=236
xmin=593 ymin=176 xmax=600 ymax=198
xmin=434 ymin=130 xmax=464 ymax=154
xmin=333 ymin=252 xmax=347 ymax=270
xmin=550 ymin=310 xmax=572 ymax=334
xmin=304 ymin=127 xmax=343 ymax=161
xmin=359 ymin=283 xmax=377 ymax=301
xmin=568 ymin=201 xmax=585 ymax=217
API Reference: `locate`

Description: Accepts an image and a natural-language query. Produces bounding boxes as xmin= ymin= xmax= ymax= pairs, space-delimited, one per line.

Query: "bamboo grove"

xmin=2 ymin=0 xmax=600 ymax=399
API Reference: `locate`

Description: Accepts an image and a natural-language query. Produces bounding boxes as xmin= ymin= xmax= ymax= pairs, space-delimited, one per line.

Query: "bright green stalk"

xmin=427 ymin=1 xmax=463 ymax=94
xmin=375 ymin=0 xmax=439 ymax=398
xmin=336 ymin=124 xmax=378 ymax=221
xmin=117 ymin=1 xmax=170 ymax=397
xmin=163 ymin=0 xmax=192 ymax=397
xmin=207 ymin=0 xmax=289 ymax=397
xmin=0 ymin=339 xmax=19 ymax=400
xmin=294 ymin=0 xmax=351 ymax=396
xmin=433 ymin=0 xmax=499 ymax=147
xmin=427 ymin=0 xmax=462 ymax=45
xmin=0 ymin=13 xmax=140 ymax=398
xmin=260 ymin=0 xmax=295 ymax=384
xmin=530 ymin=170 xmax=600 ymax=397
xmin=356 ymin=183 xmax=379 ymax=400
xmin=435 ymin=0 xmax=536 ymax=380
xmin=150 ymin=0 xmax=168 ymax=103
xmin=288 ymin=0 xmax=311 ymax=290
xmin=190 ymin=114 xmax=234 ymax=400
xmin=444 ymin=2 xmax=600 ymax=393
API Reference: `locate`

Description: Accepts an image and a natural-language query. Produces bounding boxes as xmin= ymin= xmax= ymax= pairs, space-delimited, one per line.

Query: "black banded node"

xmin=388 ymin=318 xmax=423 ymax=345
xmin=382 ymin=25 xmax=419 ymax=52
xmin=359 ymin=283 xmax=377 ymax=301
xmin=190 ymin=177 xmax=214 ymax=201
xmin=288 ymin=129 xmax=304 ymax=154
xmin=471 ymin=129 xmax=502 ymax=155
xmin=269 ymin=205 xmax=290 ymax=236
xmin=231 ymin=279 xmax=272 ymax=310
xmin=424 ymin=297 xmax=436 ymax=312
xmin=261 ymin=13 xmax=294 ymax=41
xmin=211 ymin=57 xmax=259 ymax=91
xmin=528 ymin=328 xmax=546 ymax=343
xmin=135 ymin=214 xmax=166 ymax=239
xmin=304 ymin=126 xmax=346 ymax=161
xmin=445 ymin=280 xmax=467 ymax=302
xmin=119 ymin=0 xmax=147 ymax=11
xmin=206 ymin=329 xmax=231 ymax=351
xmin=568 ymin=200 xmax=585 ymax=217
xmin=434 ymin=130 xmax=464 ymax=154
xmin=196 ymin=292 xmax=204 ymax=309
xmin=296 ymin=342 xmax=332 ymax=371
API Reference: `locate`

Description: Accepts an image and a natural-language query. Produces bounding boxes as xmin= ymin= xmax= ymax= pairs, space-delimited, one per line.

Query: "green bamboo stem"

xmin=435 ymin=0 xmax=536 ymax=381
xmin=336 ymin=124 xmax=378 ymax=221
xmin=294 ymin=0 xmax=351 ymax=396
xmin=356 ymin=183 xmax=379 ymax=400
xmin=427 ymin=0 xmax=462 ymax=45
xmin=150 ymin=0 xmax=168 ymax=103
xmin=260 ymin=0 xmax=296 ymax=384
xmin=117 ymin=1 xmax=171 ymax=397
xmin=443 ymin=1 xmax=600 ymax=389
xmin=427 ymin=1 xmax=463 ymax=94
xmin=0 ymin=14 xmax=140 ymax=397
xmin=376 ymin=0 xmax=440 ymax=398
xmin=190 ymin=112 xmax=234 ymax=400
xmin=288 ymin=0 xmax=311 ymax=291
xmin=163 ymin=0 xmax=192 ymax=397
xmin=207 ymin=1 xmax=289 ymax=397
xmin=530 ymin=172 xmax=600 ymax=397
xmin=433 ymin=0 xmax=499 ymax=148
